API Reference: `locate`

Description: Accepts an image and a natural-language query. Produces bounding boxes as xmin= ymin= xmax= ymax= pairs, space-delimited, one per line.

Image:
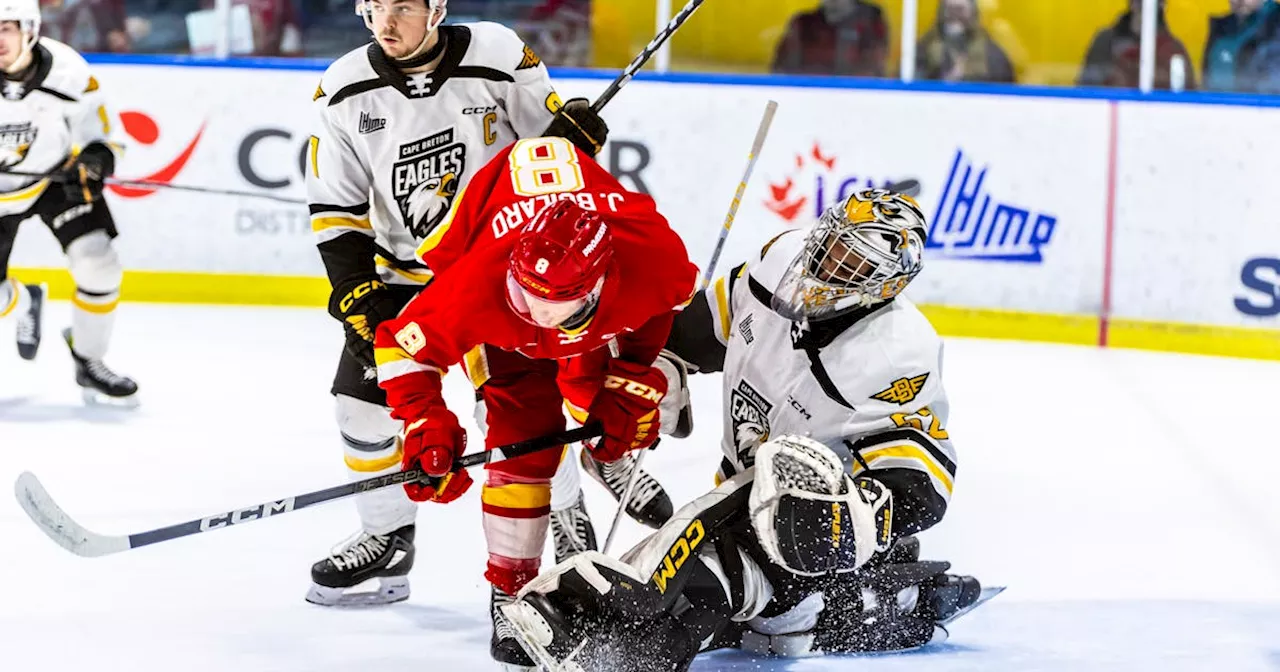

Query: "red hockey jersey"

xmin=374 ymin=136 xmax=698 ymax=422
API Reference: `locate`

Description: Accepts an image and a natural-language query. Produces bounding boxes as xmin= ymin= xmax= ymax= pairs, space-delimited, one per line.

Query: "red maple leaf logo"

xmin=764 ymin=144 xmax=838 ymax=223
xmin=812 ymin=143 xmax=836 ymax=171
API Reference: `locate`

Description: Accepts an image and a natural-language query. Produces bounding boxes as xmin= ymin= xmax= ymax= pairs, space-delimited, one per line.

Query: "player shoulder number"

xmin=508 ymin=137 xmax=584 ymax=197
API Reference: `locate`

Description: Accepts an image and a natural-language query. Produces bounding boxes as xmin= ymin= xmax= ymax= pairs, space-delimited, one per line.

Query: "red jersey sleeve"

xmin=373 ymin=288 xmax=468 ymax=423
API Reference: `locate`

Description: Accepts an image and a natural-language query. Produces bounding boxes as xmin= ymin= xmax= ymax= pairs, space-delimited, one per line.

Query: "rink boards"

xmin=7 ymin=58 xmax=1279 ymax=360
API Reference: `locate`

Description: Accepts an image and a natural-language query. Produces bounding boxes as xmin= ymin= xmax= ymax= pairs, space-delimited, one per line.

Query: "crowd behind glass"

xmin=39 ymin=0 xmax=1280 ymax=94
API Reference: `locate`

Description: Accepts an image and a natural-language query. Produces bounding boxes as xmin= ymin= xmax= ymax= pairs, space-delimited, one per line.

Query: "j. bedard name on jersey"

xmin=0 ymin=122 xmax=36 ymax=168
xmin=394 ymin=128 xmax=466 ymax=240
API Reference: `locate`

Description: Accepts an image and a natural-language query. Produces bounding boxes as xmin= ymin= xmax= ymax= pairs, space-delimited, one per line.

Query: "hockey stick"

xmin=15 ymin=424 xmax=601 ymax=558
xmin=700 ymin=100 xmax=778 ymax=291
xmin=0 ymin=167 xmax=306 ymax=205
xmin=599 ymin=103 xmax=779 ymax=554
xmin=590 ymin=0 xmax=708 ymax=112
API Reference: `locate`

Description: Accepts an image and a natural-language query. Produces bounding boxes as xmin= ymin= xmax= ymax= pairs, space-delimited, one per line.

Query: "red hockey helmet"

xmin=506 ymin=199 xmax=613 ymax=328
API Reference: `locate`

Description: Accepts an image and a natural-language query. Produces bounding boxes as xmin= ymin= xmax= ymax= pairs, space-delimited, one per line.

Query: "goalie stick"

xmin=15 ymin=424 xmax=601 ymax=558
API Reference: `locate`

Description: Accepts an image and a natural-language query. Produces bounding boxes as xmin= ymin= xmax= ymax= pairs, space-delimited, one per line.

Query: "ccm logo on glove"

xmin=339 ymin=280 xmax=385 ymax=312
xmin=603 ymin=375 xmax=664 ymax=403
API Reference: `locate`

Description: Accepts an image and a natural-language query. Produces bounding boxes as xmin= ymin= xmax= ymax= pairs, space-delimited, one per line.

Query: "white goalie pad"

xmin=748 ymin=435 xmax=890 ymax=576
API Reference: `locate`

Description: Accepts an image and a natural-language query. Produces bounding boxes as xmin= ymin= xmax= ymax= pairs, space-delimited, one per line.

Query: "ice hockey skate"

xmin=549 ymin=491 xmax=597 ymax=564
xmin=578 ymin=446 xmax=673 ymax=529
xmin=15 ymin=282 xmax=43 ymax=360
xmin=491 ymin=585 xmax=537 ymax=671
xmin=305 ymin=524 xmax=415 ymax=607
xmin=63 ymin=328 xmax=138 ymax=407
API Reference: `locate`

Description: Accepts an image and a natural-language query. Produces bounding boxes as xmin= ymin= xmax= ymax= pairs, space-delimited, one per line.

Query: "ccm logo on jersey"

xmin=604 ymin=375 xmax=664 ymax=403
xmin=651 ymin=519 xmax=706 ymax=593
xmin=200 ymin=499 xmax=296 ymax=531
xmin=871 ymin=373 xmax=930 ymax=405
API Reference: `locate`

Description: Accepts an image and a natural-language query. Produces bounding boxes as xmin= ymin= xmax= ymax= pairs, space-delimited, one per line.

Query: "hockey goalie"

xmin=500 ymin=190 xmax=996 ymax=670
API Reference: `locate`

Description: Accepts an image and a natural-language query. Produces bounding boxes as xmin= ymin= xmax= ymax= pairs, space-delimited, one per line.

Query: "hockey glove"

xmin=585 ymin=359 xmax=667 ymax=463
xmin=328 ymin=277 xmax=401 ymax=369
xmin=544 ymin=97 xmax=608 ymax=157
xmin=401 ymin=406 xmax=472 ymax=503
xmin=57 ymin=143 xmax=115 ymax=204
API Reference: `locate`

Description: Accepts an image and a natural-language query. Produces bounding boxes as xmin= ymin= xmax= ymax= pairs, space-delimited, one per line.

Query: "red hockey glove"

xmin=401 ymin=407 xmax=472 ymax=503
xmin=586 ymin=359 xmax=667 ymax=463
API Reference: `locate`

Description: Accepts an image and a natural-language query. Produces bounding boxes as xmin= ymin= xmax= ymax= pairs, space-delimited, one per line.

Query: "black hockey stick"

xmin=590 ymin=0 xmax=708 ymax=112
xmin=0 ymin=167 xmax=306 ymax=205
xmin=15 ymin=423 xmax=601 ymax=558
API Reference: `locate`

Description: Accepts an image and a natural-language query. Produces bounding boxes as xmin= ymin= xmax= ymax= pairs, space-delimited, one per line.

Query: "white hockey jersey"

xmin=701 ymin=229 xmax=958 ymax=510
xmin=0 ymin=38 xmax=120 ymax=217
xmin=307 ymin=22 xmax=564 ymax=287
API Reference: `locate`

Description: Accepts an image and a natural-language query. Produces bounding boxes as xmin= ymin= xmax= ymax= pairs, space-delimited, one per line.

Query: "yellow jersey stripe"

xmin=311 ymin=216 xmax=372 ymax=233
xmin=855 ymin=444 xmax=955 ymax=496
xmin=376 ymin=256 xmax=435 ymax=284
xmin=373 ymin=345 xmax=419 ymax=366
xmin=562 ymin=400 xmax=589 ymax=424
xmin=0 ymin=179 xmax=48 ymax=203
xmin=481 ymin=482 xmax=553 ymax=510
xmin=463 ymin=345 xmax=491 ymax=389
xmin=0 ymin=279 xmax=20 ymax=318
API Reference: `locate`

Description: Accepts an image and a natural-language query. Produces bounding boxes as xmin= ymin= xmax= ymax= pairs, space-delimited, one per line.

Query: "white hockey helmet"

xmin=773 ymin=189 xmax=927 ymax=322
xmin=0 ymin=0 xmax=41 ymax=51
xmin=357 ymin=0 xmax=448 ymax=37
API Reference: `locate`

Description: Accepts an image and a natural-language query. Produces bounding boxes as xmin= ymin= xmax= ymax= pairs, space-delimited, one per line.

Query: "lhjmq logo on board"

xmin=928 ymin=149 xmax=1058 ymax=263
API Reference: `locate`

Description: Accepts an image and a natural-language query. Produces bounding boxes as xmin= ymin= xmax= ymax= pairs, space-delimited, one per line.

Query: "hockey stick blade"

xmin=14 ymin=471 xmax=129 ymax=557
xmin=15 ymin=424 xmax=601 ymax=558
xmin=889 ymin=178 xmax=922 ymax=198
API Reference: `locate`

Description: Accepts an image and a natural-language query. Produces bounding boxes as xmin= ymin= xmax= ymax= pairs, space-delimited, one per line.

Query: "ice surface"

xmin=2 ymin=303 xmax=1279 ymax=671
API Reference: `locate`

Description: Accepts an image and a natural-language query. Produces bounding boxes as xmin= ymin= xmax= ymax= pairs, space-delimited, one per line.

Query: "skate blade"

xmin=938 ymin=585 xmax=1005 ymax=627
xmin=81 ymin=388 xmax=140 ymax=409
xmin=305 ymin=576 xmax=410 ymax=607
xmin=501 ymin=601 xmax=586 ymax=672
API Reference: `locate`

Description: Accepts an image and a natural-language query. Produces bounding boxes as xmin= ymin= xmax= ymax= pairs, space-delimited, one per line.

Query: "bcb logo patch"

xmin=651 ymin=519 xmax=706 ymax=593
xmin=871 ymin=373 xmax=929 ymax=405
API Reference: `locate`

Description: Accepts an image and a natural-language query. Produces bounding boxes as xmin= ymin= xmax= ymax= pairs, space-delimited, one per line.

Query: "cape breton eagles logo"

xmin=393 ymin=128 xmax=465 ymax=239
xmin=730 ymin=380 xmax=773 ymax=467
xmin=0 ymin=122 xmax=36 ymax=169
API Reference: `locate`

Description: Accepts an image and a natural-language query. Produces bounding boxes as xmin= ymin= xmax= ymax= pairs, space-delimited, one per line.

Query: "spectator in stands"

xmin=199 ymin=0 xmax=302 ymax=56
xmin=772 ymin=0 xmax=888 ymax=77
xmin=1204 ymin=0 xmax=1280 ymax=92
xmin=916 ymin=0 xmax=1014 ymax=83
xmin=40 ymin=0 xmax=131 ymax=53
xmin=1078 ymin=0 xmax=1196 ymax=90
xmin=523 ymin=0 xmax=591 ymax=67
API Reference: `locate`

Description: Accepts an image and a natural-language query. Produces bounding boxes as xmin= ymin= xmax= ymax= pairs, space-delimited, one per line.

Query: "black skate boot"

xmin=306 ymin=524 xmax=415 ymax=607
xmin=491 ymin=586 xmax=536 ymax=671
xmin=550 ymin=491 xmax=598 ymax=564
xmin=63 ymin=328 xmax=138 ymax=406
xmin=15 ymin=282 xmax=43 ymax=360
xmin=579 ymin=445 xmax=673 ymax=528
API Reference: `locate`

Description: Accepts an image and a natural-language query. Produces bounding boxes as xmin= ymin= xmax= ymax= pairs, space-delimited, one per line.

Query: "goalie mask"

xmin=748 ymin=435 xmax=892 ymax=576
xmin=773 ymin=189 xmax=926 ymax=323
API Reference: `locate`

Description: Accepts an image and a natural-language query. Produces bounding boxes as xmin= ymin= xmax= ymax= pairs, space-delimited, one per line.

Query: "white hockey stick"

xmin=15 ymin=425 xmax=600 ymax=558
xmin=600 ymin=101 xmax=780 ymax=555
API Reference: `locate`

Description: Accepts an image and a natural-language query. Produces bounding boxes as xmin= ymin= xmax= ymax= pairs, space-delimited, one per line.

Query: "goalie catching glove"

xmin=328 ymin=278 xmax=402 ymax=369
xmin=586 ymin=358 xmax=667 ymax=463
xmin=400 ymin=406 xmax=472 ymax=503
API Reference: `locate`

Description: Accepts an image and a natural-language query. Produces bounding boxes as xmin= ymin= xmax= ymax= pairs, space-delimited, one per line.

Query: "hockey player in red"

xmin=373 ymin=135 xmax=697 ymax=669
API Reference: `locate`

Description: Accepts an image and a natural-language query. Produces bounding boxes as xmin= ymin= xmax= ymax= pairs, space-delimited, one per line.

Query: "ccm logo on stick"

xmin=200 ymin=499 xmax=296 ymax=531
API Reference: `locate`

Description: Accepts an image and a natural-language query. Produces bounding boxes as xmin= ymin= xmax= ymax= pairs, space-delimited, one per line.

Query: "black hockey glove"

xmin=544 ymin=97 xmax=608 ymax=157
xmin=57 ymin=143 xmax=115 ymax=204
xmin=328 ymin=277 xmax=401 ymax=369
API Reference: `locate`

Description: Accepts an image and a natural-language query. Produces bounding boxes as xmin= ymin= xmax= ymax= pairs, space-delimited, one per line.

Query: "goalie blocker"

xmin=502 ymin=436 xmax=988 ymax=671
